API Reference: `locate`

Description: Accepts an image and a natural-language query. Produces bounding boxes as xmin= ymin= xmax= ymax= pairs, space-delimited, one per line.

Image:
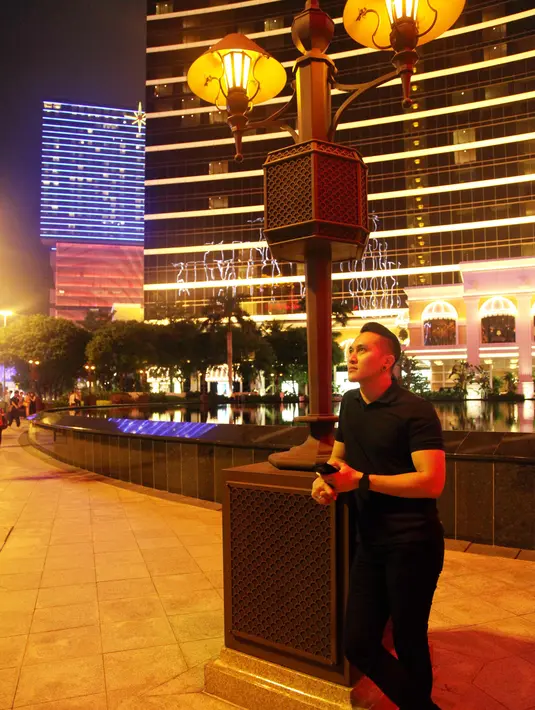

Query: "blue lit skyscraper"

xmin=40 ymin=101 xmax=146 ymax=321
xmin=40 ymin=101 xmax=145 ymax=245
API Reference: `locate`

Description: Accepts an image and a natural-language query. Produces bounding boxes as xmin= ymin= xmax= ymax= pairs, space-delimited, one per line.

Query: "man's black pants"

xmin=344 ymin=536 xmax=444 ymax=710
xmin=8 ymin=411 xmax=20 ymax=428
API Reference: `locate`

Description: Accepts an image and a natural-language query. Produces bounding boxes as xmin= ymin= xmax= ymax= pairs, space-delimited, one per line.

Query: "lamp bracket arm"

xmin=329 ymin=69 xmax=398 ymax=141
xmin=246 ymin=87 xmax=296 ymax=128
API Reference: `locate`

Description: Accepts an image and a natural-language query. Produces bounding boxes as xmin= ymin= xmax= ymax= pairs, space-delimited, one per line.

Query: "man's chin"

xmin=347 ymin=371 xmax=361 ymax=383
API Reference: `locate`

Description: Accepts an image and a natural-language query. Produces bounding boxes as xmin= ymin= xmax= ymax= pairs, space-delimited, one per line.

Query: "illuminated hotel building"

xmin=40 ymin=101 xmax=146 ymax=321
xmin=144 ymin=1 xmax=535 ymax=393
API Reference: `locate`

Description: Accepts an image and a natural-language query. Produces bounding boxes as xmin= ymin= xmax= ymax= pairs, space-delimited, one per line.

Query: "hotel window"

xmin=155 ymin=2 xmax=172 ymax=15
xmin=209 ymin=109 xmax=227 ymax=125
xmin=484 ymin=43 xmax=507 ymax=61
xmin=264 ymin=17 xmax=284 ymax=31
xmin=209 ymin=161 xmax=229 ymax=175
xmin=453 ymin=128 xmax=476 ymax=165
xmin=179 ymin=96 xmax=201 ymax=127
xmin=209 ymin=196 xmax=229 ymax=210
xmin=153 ymin=84 xmax=173 ymax=98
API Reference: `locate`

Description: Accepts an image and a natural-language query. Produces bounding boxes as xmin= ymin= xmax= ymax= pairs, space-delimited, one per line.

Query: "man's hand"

xmin=321 ymin=462 xmax=362 ymax=493
xmin=311 ymin=476 xmax=337 ymax=505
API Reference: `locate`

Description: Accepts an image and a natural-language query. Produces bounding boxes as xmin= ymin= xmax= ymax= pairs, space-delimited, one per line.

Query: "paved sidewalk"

xmin=0 ymin=424 xmax=534 ymax=709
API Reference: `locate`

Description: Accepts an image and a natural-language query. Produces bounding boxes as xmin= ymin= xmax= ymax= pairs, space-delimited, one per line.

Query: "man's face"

xmin=347 ymin=332 xmax=393 ymax=383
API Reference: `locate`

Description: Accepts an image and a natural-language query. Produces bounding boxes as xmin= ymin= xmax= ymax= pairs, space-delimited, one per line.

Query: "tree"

xmin=81 ymin=309 xmax=114 ymax=333
xmin=263 ymin=323 xmax=344 ymax=396
xmin=85 ymin=321 xmax=157 ymax=390
xmin=0 ymin=315 xmax=90 ymax=397
xmin=503 ymin=371 xmax=518 ymax=394
xmin=398 ymin=353 xmax=430 ymax=396
xmin=449 ymin=361 xmax=480 ymax=396
xmin=201 ymin=293 xmax=252 ymax=395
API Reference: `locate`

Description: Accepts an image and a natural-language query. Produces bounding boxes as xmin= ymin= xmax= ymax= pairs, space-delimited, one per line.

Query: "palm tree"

xmin=201 ymin=293 xmax=252 ymax=396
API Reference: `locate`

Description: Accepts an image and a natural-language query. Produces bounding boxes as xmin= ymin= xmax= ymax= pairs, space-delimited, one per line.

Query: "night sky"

xmin=0 ymin=0 xmax=146 ymax=314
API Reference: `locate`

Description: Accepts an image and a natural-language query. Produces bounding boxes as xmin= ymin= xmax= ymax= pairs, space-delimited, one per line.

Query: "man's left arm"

xmin=322 ymin=449 xmax=445 ymax=498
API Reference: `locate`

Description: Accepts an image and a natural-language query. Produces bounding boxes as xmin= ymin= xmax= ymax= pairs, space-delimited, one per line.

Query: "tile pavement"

xmin=0 ymin=423 xmax=534 ymax=709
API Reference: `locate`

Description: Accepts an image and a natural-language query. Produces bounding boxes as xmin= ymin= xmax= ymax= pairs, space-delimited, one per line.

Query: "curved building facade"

xmin=144 ymin=0 xmax=535 ymax=391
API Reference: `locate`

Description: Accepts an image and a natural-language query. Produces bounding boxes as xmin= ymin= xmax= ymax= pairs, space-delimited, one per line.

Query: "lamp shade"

xmin=343 ymin=0 xmax=465 ymax=49
xmin=187 ymin=33 xmax=287 ymax=108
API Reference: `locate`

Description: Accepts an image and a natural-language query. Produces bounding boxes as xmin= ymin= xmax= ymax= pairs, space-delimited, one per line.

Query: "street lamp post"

xmin=28 ymin=359 xmax=40 ymax=390
xmin=84 ymin=364 xmax=96 ymax=394
xmin=0 ymin=310 xmax=14 ymax=401
xmin=187 ymin=0 xmax=464 ymax=470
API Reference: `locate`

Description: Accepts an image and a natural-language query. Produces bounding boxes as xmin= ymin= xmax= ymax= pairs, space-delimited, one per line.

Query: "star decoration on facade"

xmin=125 ymin=101 xmax=146 ymax=133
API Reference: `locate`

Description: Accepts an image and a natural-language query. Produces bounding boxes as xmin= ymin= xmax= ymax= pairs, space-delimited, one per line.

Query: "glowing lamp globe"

xmin=343 ymin=0 xmax=465 ymax=50
xmin=187 ymin=33 xmax=287 ymax=110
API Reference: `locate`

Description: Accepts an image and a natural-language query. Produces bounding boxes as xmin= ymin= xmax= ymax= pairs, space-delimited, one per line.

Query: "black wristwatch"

xmin=359 ymin=472 xmax=371 ymax=498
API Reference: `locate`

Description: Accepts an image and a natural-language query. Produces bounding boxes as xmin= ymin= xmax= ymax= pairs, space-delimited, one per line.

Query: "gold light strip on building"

xmin=147 ymin=0 xmax=282 ymax=21
xmin=145 ymin=9 xmax=535 ymax=55
xmin=144 ymin=217 xmax=535 ymax=256
xmin=144 ymin=241 xmax=267 ymax=256
xmin=146 ymin=132 xmax=535 ymax=184
xmin=145 ymin=90 xmax=535 ymax=151
xmin=146 ymin=48 xmax=535 ymax=116
xmin=145 ymin=172 xmax=535 ymax=211
xmin=144 ymin=264 xmax=460 ymax=291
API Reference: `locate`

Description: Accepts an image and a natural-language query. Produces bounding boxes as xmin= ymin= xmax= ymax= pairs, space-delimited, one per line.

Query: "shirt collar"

xmin=355 ymin=379 xmax=401 ymax=407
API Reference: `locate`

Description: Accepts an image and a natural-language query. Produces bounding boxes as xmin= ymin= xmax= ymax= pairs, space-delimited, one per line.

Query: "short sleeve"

xmin=408 ymin=402 xmax=444 ymax=452
xmin=335 ymin=395 xmax=346 ymax=443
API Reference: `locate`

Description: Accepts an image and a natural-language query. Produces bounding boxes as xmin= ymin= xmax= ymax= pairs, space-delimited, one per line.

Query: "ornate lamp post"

xmin=185 ymin=3 xmax=466 ymax=702
xmin=187 ymin=0 xmax=465 ymax=470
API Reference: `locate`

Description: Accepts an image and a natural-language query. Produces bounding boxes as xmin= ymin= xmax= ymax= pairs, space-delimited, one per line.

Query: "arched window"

xmin=421 ymin=301 xmax=458 ymax=346
xmin=480 ymin=297 xmax=516 ymax=344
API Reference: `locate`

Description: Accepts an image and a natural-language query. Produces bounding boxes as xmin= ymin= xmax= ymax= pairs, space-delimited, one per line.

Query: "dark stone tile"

xmin=437 ymin=459 xmax=455 ymax=538
xmin=496 ymin=434 xmax=535 ymax=459
xmin=109 ymin=436 xmax=120 ymax=479
xmin=456 ymin=432 xmax=503 ymax=456
xmin=93 ymin=434 xmax=104 ymax=475
xmin=166 ymin=442 xmax=182 ymax=495
xmin=443 ymin=431 xmax=469 ymax=454
xmin=141 ymin=439 xmax=154 ymax=489
xmin=100 ymin=436 xmax=111 ymax=477
xmin=198 ymin=444 xmax=215 ymax=502
xmin=181 ymin=444 xmax=199 ymax=498
xmin=494 ymin=462 xmax=535 ymax=549
xmin=154 ymin=440 xmax=167 ymax=491
xmin=118 ymin=437 xmax=130 ymax=482
xmin=86 ymin=434 xmax=95 ymax=473
xmin=214 ymin=447 xmax=233 ymax=504
xmin=456 ymin=460 xmax=493 ymax=545
xmin=232 ymin=448 xmax=254 ymax=468
xmin=129 ymin=438 xmax=142 ymax=485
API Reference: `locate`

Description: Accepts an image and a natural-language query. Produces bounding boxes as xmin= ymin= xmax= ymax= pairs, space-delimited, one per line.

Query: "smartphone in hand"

xmin=314 ymin=462 xmax=339 ymax=489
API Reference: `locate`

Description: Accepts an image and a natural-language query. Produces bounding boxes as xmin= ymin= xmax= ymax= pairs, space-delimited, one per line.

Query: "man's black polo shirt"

xmin=336 ymin=380 xmax=444 ymax=546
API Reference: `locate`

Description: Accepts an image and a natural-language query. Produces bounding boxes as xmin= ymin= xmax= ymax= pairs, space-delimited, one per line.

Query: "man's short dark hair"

xmin=360 ymin=322 xmax=401 ymax=363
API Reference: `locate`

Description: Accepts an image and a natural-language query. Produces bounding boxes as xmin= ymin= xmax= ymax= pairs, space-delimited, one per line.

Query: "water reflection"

xmin=84 ymin=400 xmax=534 ymax=432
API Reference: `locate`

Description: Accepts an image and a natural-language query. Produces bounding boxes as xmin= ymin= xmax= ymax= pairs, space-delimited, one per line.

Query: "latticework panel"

xmin=229 ymin=485 xmax=334 ymax=662
xmin=316 ymin=154 xmax=359 ymax=225
xmin=265 ymin=155 xmax=313 ymax=228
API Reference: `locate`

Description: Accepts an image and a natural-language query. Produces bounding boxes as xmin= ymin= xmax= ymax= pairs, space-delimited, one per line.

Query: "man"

xmin=312 ymin=322 xmax=445 ymax=710
xmin=8 ymin=390 xmax=21 ymax=428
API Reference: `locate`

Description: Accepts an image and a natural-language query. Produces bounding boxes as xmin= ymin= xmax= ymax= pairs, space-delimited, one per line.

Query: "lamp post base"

xmin=205 ymin=648 xmax=365 ymax=710
xmin=268 ymin=414 xmax=338 ymax=470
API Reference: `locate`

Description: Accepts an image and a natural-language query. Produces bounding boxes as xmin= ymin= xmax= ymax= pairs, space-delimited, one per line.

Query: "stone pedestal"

xmin=205 ymin=648 xmax=367 ymax=710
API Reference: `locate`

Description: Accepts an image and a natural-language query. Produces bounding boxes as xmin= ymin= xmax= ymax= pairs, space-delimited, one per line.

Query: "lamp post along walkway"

xmin=187 ymin=1 xmax=465 ymax=707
